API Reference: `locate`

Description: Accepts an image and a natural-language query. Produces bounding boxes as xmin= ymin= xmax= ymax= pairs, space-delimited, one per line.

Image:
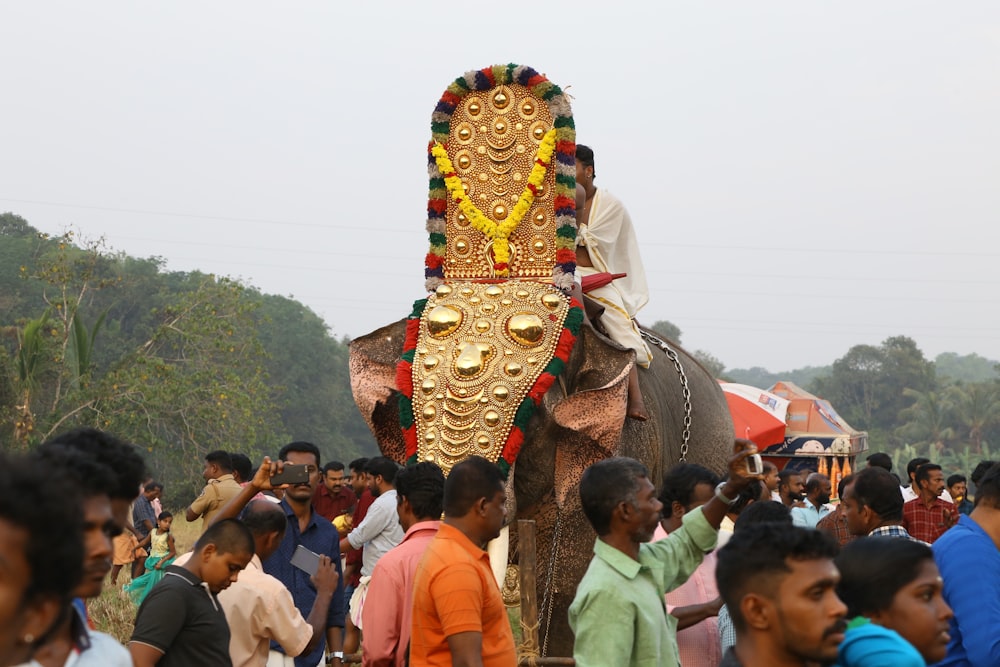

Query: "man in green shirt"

xmin=569 ymin=441 xmax=760 ymax=667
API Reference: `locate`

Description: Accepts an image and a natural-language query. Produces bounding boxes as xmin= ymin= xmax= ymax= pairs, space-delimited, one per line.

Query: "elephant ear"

xmin=348 ymin=319 xmax=408 ymax=464
xmin=550 ymin=325 xmax=633 ymax=507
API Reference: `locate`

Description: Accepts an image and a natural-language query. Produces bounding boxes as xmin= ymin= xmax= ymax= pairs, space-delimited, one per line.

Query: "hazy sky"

xmin=3 ymin=2 xmax=999 ymax=372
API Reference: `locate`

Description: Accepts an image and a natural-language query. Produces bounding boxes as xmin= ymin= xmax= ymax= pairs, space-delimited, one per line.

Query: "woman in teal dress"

xmin=124 ymin=511 xmax=176 ymax=605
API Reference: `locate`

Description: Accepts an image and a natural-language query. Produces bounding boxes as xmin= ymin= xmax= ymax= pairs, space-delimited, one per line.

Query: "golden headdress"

xmin=399 ymin=64 xmax=582 ymax=476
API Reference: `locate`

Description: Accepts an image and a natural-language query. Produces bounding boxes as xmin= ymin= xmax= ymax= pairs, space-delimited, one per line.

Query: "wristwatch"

xmin=326 ymin=651 xmax=344 ymax=663
xmin=715 ymin=482 xmax=738 ymax=506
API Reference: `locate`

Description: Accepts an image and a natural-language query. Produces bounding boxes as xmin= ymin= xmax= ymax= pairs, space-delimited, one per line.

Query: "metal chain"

xmin=539 ymin=508 xmax=562 ymax=657
xmin=641 ymin=331 xmax=692 ymax=462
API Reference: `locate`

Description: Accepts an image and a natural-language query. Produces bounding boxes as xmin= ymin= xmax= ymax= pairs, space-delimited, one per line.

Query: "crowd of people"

xmin=567 ymin=443 xmax=998 ymax=667
xmin=0 ymin=429 xmax=514 ymax=667
xmin=3 ymin=427 xmax=997 ymax=667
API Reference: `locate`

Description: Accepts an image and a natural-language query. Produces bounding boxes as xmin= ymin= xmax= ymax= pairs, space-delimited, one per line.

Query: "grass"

xmin=91 ymin=511 xmax=202 ymax=643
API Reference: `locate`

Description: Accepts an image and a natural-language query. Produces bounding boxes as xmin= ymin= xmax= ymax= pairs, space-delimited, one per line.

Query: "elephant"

xmin=349 ymin=314 xmax=735 ymax=658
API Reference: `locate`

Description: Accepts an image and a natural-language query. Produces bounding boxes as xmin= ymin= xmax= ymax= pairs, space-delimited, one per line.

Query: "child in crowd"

xmin=129 ymin=518 xmax=253 ymax=667
xmin=947 ymin=474 xmax=974 ymax=515
xmin=125 ymin=511 xmax=177 ymax=605
xmin=834 ymin=537 xmax=953 ymax=666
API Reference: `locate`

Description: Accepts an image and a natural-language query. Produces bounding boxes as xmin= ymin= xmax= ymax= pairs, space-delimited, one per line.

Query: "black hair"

xmin=157 ymin=511 xmax=173 ymax=522
xmin=866 ymin=452 xmax=893 ymax=472
xmin=804 ymin=473 xmax=829 ymax=494
xmin=971 ymin=460 xmax=996 ymax=486
xmin=230 ymin=453 xmax=253 ymax=482
xmin=575 ymin=144 xmax=595 ymax=177
xmin=349 ymin=457 xmax=370 ymax=474
xmin=658 ymin=463 xmax=719 ymax=509
xmin=241 ymin=500 xmax=288 ymax=538
xmin=777 ymin=469 xmax=801 ymax=489
xmin=278 ymin=441 xmax=321 ymax=467
xmin=579 ymin=457 xmax=648 ymax=536
xmin=729 ymin=478 xmax=764 ymax=516
xmin=716 ymin=523 xmax=839 ymax=632
xmin=837 ymin=473 xmax=855 ymax=501
xmin=915 ymin=463 xmax=942 ymax=486
xmin=144 ymin=481 xmax=163 ymax=493
xmin=205 ymin=450 xmax=233 ymax=473
xmin=974 ymin=463 xmax=1000 ymax=508
xmin=194 ymin=518 xmax=254 ymax=556
xmin=835 ymin=537 xmax=935 ymax=617
xmin=30 ymin=445 xmax=117 ymax=501
xmin=762 ymin=461 xmax=778 ymax=474
xmin=40 ymin=428 xmax=146 ymax=501
xmin=906 ymin=457 xmax=930 ymax=481
xmin=395 ymin=462 xmax=445 ymax=521
xmin=443 ymin=456 xmax=505 ymax=519
xmin=366 ymin=456 xmax=400 ymax=485
xmin=947 ymin=474 xmax=967 ymax=488
xmin=323 ymin=461 xmax=345 ymax=474
xmin=733 ymin=501 xmax=792 ymax=532
xmin=0 ymin=453 xmax=85 ymax=606
xmin=849 ymin=467 xmax=903 ymax=521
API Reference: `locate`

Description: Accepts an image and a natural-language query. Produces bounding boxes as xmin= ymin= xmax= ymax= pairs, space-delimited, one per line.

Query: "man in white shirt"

xmin=339 ymin=457 xmax=405 ymax=653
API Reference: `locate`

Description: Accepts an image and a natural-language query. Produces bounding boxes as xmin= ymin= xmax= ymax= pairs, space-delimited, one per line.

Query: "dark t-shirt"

xmin=130 ymin=565 xmax=232 ymax=667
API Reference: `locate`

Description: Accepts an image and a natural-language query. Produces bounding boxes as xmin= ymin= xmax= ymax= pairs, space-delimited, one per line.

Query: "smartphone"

xmin=290 ymin=544 xmax=321 ymax=576
xmin=746 ymin=454 xmax=764 ymax=476
xmin=270 ymin=463 xmax=310 ymax=486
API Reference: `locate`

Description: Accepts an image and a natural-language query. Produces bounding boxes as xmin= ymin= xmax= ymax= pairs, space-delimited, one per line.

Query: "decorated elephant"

xmin=350 ymin=316 xmax=733 ymax=656
xmin=347 ymin=64 xmax=735 ymax=657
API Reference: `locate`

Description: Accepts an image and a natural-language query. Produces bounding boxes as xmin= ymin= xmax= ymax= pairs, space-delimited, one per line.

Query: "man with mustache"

xmin=777 ymin=470 xmax=806 ymax=509
xmin=214 ymin=441 xmax=347 ymax=667
xmin=790 ymin=474 xmax=832 ymax=529
xmin=715 ymin=523 xmax=847 ymax=667
xmin=569 ymin=440 xmax=759 ymax=667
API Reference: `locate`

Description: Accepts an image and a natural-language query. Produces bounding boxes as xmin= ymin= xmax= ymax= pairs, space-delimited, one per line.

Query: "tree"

xmin=948 ymin=382 xmax=1000 ymax=453
xmin=648 ymin=319 xmax=682 ymax=343
xmin=693 ymin=350 xmax=725 ymax=379
xmin=810 ymin=336 xmax=935 ymax=438
xmin=896 ymin=388 xmax=955 ymax=452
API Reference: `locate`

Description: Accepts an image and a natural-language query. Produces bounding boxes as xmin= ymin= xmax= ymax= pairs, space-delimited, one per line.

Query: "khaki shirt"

xmin=189 ymin=474 xmax=242 ymax=526
xmin=218 ymin=554 xmax=313 ymax=667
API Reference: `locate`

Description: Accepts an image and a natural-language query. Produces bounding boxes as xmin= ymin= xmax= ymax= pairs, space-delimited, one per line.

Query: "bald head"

xmin=241 ymin=500 xmax=287 ymax=560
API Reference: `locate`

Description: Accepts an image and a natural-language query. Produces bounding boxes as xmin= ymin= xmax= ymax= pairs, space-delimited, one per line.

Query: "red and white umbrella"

xmin=719 ymin=383 xmax=790 ymax=448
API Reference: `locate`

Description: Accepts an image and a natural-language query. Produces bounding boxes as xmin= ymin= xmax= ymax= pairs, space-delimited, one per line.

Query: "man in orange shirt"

xmin=410 ymin=456 xmax=515 ymax=667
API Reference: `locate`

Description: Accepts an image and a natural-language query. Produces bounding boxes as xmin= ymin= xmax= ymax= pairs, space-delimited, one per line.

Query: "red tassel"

xmin=396 ymin=362 xmax=413 ymax=397
xmin=425 ymin=253 xmax=444 ymax=269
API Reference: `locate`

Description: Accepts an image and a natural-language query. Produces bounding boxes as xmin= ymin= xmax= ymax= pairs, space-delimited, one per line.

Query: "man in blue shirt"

xmin=214 ymin=442 xmax=346 ymax=667
xmin=933 ymin=462 xmax=1000 ymax=666
xmin=790 ymin=473 xmax=832 ymax=529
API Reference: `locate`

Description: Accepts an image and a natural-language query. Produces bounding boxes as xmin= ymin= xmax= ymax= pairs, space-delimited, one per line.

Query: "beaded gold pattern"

xmin=444 ymin=85 xmax=557 ymax=280
xmin=412 ymin=281 xmax=570 ymax=475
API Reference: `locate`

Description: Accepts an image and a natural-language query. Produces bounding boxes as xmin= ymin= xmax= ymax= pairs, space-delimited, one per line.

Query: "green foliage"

xmin=0 ymin=215 xmax=378 ymax=506
xmin=810 ymin=336 xmax=935 ymax=438
xmin=726 ymin=365 xmax=831 ymax=389
xmin=935 ymin=352 xmax=1000 ymax=383
xmin=693 ymin=350 xmax=725 ymax=378
xmin=649 ymin=319 xmax=682 ymax=343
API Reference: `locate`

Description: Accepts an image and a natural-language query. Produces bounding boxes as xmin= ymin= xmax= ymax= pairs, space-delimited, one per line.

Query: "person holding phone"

xmin=212 ymin=443 xmax=346 ymax=667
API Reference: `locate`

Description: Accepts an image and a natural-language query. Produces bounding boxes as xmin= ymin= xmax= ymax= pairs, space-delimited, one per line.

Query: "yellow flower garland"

xmin=432 ymin=128 xmax=557 ymax=276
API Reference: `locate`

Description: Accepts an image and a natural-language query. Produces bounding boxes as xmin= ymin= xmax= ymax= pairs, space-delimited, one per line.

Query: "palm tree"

xmin=948 ymin=382 xmax=1000 ymax=454
xmin=896 ymin=388 xmax=956 ymax=452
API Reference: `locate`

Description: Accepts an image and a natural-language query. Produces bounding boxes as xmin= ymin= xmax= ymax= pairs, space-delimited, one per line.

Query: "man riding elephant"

xmin=348 ymin=63 xmax=736 ymax=658
xmin=575 ymin=144 xmax=651 ymax=420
